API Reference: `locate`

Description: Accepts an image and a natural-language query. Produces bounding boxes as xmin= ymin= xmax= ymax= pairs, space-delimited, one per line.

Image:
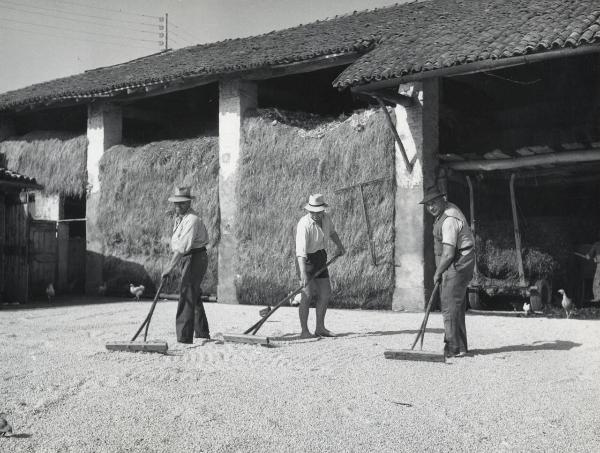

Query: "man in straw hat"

xmin=162 ymin=187 xmax=211 ymax=343
xmin=296 ymin=193 xmax=346 ymax=338
xmin=420 ymin=185 xmax=475 ymax=358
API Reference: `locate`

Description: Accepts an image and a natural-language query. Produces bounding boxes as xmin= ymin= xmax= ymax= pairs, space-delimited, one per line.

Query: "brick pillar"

xmin=218 ymin=80 xmax=257 ymax=304
xmin=392 ymin=80 xmax=440 ymax=311
xmin=85 ymin=103 xmax=122 ymax=294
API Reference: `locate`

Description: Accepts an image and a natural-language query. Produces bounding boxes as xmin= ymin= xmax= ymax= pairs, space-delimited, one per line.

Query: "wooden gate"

xmin=4 ymin=197 xmax=29 ymax=303
xmin=29 ymin=219 xmax=58 ymax=299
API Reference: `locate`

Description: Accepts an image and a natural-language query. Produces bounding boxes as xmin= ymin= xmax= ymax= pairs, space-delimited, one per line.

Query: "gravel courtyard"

xmin=1 ymin=299 xmax=599 ymax=453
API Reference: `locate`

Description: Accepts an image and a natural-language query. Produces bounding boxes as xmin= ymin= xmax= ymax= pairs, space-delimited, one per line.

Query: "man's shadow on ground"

xmin=334 ymin=329 xmax=445 ymax=338
xmin=470 ymin=340 xmax=581 ymax=355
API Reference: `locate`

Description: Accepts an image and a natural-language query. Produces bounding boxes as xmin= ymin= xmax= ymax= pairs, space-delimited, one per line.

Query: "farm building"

xmin=1 ymin=0 xmax=600 ymax=310
xmin=0 ymin=166 xmax=43 ymax=303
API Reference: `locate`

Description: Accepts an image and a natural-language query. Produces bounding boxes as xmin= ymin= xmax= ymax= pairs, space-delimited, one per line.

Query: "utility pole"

xmin=164 ymin=13 xmax=168 ymax=50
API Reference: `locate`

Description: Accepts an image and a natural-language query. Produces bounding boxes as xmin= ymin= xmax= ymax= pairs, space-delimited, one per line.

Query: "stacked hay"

xmin=236 ymin=107 xmax=395 ymax=309
xmin=0 ymin=131 xmax=87 ymax=196
xmin=475 ymin=217 xmax=581 ymax=288
xmin=98 ymin=136 xmax=219 ymax=296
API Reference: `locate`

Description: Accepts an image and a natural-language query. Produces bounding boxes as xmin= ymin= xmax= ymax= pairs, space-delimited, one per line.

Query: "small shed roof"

xmin=0 ymin=168 xmax=43 ymax=191
xmin=1 ymin=0 xmax=599 ymax=111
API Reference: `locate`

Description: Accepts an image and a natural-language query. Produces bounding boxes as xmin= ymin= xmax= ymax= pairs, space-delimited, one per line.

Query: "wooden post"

xmin=509 ymin=173 xmax=526 ymax=286
xmin=375 ymin=96 xmax=413 ymax=172
xmin=359 ymin=184 xmax=376 ymax=266
xmin=465 ymin=175 xmax=478 ymax=282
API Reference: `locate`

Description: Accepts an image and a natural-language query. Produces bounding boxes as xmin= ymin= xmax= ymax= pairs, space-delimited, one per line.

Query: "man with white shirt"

xmin=420 ymin=186 xmax=475 ymax=358
xmin=296 ymin=194 xmax=345 ymax=338
xmin=162 ymin=187 xmax=211 ymax=344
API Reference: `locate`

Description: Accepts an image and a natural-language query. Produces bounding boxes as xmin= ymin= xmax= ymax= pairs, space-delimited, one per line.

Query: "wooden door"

xmin=29 ymin=220 xmax=58 ymax=299
xmin=4 ymin=197 xmax=29 ymax=303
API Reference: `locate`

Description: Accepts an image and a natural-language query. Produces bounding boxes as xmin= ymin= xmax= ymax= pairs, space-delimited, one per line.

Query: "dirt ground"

xmin=1 ymin=298 xmax=599 ymax=453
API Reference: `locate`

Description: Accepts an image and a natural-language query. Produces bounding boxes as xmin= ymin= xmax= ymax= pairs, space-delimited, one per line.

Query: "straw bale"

xmin=236 ymin=107 xmax=395 ymax=309
xmin=98 ymin=136 xmax=219 ymax=295
xmin=0 ymin=131 xmax=87 ymax=196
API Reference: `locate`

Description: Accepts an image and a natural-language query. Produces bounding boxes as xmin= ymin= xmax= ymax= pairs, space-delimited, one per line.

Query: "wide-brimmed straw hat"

xmin=168 ymin=186 xmax=195 ymax=203
xmin=419 ymin=186 xmax=446 ymax=204
xmin=304 ymin=193 xmax=328 ymax=212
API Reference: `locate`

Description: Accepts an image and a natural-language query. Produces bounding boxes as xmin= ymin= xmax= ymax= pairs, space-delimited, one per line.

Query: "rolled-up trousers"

xmin=176 ymin=248 xmax=209 ymax=342
xmin=440 ymin=251 xmax=475 ymax=355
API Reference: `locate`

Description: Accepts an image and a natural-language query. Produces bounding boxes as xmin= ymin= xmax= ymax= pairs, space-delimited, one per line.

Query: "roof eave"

xmin=347 ymin=44 xmax=600 ymax=93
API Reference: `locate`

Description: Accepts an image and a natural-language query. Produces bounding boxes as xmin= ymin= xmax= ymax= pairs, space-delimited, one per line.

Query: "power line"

xmin=0 ymin=16 xmax=162 ymax=44
xmin=169 ymin=29 xmax=194 ymax=46
xmin=51 ymin=0 xmax=161 ymax=19
xmin=0 ymin=2 xmax=162 ymax=36
xmin=0 ymin=0 xmax=160 ymax=27
xmin=1 ymin=23 xmax=157 ymax=50
xmin=170 ymin=21 xmax=200 ymax=43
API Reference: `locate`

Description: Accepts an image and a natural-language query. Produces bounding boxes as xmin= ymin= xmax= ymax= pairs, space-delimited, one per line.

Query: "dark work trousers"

xmin=176 ymin=248 xmax=209 ymax=343
xmin=440 ymin=251 xmax=475 ymax=355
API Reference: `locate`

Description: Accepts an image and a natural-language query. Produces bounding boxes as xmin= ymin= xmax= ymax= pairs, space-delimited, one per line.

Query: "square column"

xmin=218 ymin=80 xmax=257 ymax=304
xmin=392 ymin=80 xmax=440 ymax=311
xmin=85 ymin=103 xmax=122 ymax=294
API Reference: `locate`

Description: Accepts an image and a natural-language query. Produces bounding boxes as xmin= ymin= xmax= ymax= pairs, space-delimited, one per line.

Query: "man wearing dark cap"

xmin=420 ymin=186 xmax=475 ymax=358
xmin=162 ymin=187 xmax=211 ymax=344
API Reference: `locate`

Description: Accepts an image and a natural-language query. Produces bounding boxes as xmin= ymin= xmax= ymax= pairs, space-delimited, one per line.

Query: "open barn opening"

xmin=442 ymin=53 xmax=600 ymax=309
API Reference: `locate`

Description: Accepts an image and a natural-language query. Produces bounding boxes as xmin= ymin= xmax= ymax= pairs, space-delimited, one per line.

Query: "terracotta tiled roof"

xmin=334 ymin=0 xmax=600 ymax=88
xmin=1 ymin=0 xmax=599 ymax=111
xmin=0 ymin=168 xmax=41 ymax=188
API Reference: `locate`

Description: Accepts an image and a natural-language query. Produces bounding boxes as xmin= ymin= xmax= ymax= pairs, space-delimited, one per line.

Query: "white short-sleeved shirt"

xmin=171 ymin=209 xmax=209 ymax=255
xmin=440 ymin=204 xmax=474 ymax=255
xmin=295 ymin=213 xmax=335 ymax=258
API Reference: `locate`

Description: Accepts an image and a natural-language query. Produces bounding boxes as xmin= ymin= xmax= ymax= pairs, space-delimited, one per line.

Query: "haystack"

xmin=0 ymin=131 xmax=87 ymax=196
xmin=475 ymin=216 xmax=586 ymax=288
xmin=236 ymin=107 xmax=395 ymax=309
xmin=98 ymin=136 xmax=219 ymax=296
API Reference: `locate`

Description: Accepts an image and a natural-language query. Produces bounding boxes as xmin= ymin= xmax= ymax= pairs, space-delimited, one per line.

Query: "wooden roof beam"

xmin=442 ymin=149 xmax=600 ymax=172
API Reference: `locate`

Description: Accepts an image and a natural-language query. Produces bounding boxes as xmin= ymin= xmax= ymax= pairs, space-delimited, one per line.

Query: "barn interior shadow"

xmin=470 ymin=340 xmax=581 ymax=356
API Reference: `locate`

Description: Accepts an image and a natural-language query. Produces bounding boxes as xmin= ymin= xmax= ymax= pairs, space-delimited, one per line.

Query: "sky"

xmin=0 ymin=0 xmax=405 ymax=94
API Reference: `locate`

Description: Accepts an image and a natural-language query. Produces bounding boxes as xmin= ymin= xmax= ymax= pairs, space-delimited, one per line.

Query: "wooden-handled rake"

xmin=223 ymin=255 xmax=341 ymax=345
xmin=384 ymin=281 xmax=446 ymax=362
xmin=105 ymin=277 xmax=169 ymax=353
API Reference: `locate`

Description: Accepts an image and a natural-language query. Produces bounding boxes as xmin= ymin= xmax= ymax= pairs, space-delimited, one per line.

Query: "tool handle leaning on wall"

xmin=410 ymin=281 xmax=440 ymax=351
xmin=244 ymin=254 xmax=342 ymax=335
xmin=131 ymin=276 xmax=167 ymax=342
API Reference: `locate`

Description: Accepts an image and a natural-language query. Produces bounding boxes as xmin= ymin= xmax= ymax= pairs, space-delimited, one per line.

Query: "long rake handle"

xmin=411 ymin=282 xmax=440 ymax=350
xmin=131 ymin=277 xmax=167 ymax=342
xmin=245 ymin=255 xmax=341 ymax=335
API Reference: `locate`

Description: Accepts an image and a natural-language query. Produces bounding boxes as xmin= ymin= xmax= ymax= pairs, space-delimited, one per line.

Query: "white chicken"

xmin=46 ymin=283 xmax=55 ymax=303
xmin=522 ymin=301 xmax=532 ymax=316
xmin=290 ymin=293 xmax=302 ymax=307
xmin=558 ymin=289 xmax=573 ymax=319
xmin=129 ymin=284 xmax=145 ymax=302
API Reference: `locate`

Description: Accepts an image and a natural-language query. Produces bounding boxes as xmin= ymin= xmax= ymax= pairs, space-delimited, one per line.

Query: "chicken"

xmin=523 ymin=301 xmax=532 ymax=316
xmin=46 ymin=283 xmax=55 ymax=303
xmin=558 ymin=289 xmax=573 ymax=319
xmin=0 ymin=413 xmax=12 ymax=437
xmin=129 ymin=284 xmax=145 ymax=302
xmin=98 ymin=282 xmax=107 ymax=296
xmin=290 ymin=293 xmax=302 ymax=307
